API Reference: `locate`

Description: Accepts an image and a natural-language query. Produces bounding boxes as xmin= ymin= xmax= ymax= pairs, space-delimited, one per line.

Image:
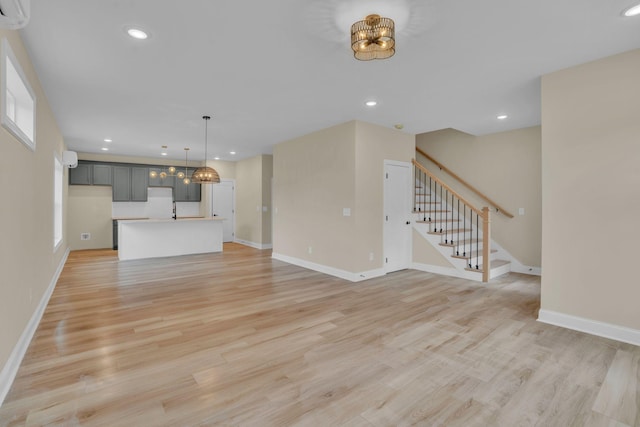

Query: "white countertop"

xmin=117 ymin=217 xmax=225 ymax=223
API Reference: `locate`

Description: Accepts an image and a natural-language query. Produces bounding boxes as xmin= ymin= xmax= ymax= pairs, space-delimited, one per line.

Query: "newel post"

xmin=482 ymin=207 xmax=491 ymax=283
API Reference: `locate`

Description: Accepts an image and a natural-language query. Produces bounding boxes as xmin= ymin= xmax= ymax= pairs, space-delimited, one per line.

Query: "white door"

xmin=210 ymin=180 xmax=235 ymax=242
xmin=384 ymin=161 xmax=412 ymax=273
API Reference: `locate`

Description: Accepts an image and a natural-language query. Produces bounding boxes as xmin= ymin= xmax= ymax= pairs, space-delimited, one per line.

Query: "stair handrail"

xmin=415 ymin=147 xmax=514 ymax=219
xmin=412 ymin=159 xmax=484 ymax=217
xmin=413 ymin=159 xmax=491 ymax=282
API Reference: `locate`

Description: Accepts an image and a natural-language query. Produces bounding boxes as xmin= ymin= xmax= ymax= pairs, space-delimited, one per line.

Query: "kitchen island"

xmin=117 ymin=217 xmax=224 ymax=261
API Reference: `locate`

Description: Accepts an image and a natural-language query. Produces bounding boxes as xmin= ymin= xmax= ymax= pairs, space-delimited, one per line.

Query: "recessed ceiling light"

xmin=104 ymin=138 xmax=112 ymax=142
xmin=161 ymin=152 xmax=168 ymax=156
xmin=230 ymin=151 xmax=236 ymax=155
xmin=623 ymin=3 xmax=640 ymax=16
xmin=365 ymin=100 xmax=377 ymax=107
xmin=127 ymin=28 xmax=148 ymax=40
xmin=101 ymin=147 xmax=109 ymax=151
xmin=214 ymin=156 xmax=220 ymax=160
xmin=497 ymin=115 xmax=508 ymax=120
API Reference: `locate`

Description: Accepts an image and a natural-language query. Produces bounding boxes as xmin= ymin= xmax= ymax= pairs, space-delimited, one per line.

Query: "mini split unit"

xmin=0 ymin=0 xmax=30 ymax=29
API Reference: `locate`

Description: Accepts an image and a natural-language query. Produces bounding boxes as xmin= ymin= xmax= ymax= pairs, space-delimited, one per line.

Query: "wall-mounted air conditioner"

xmin=62 ymin=151 xmax=78 ymax=168
xmin=0 ymin=0 xmax=30 ymax=29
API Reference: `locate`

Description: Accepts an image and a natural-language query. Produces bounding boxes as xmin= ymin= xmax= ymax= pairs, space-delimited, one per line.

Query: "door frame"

xmin=210 ymin=179 xmax=236 ymax=242
xmin=383 ymin=160 xmax=413 ymax=273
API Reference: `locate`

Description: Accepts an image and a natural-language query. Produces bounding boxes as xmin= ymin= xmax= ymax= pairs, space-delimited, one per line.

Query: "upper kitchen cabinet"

xmin=131 ymin=167 xmax=148 ymax=201
xmin=69 ymin=163 xmax=92 ymax=185
xmin=92 ymin=164 xmax=112 ymax=185
xmin=113 ymin=166 xmax=148 ymax=202
xmin=69 ymin=162 xmax=112 ymax=185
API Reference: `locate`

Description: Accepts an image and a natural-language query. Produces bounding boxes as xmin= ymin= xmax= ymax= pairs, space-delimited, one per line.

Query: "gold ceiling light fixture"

xmin=149 ymin=145 xmax=185 ymax=180
xmin=351 ymin=14 xmax=395 ymax=61
xmin=191 ymin=115 xmax=220 ymax=184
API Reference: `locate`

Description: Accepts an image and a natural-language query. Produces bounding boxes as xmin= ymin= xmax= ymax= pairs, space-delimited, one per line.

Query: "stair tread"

xmin=439 ymin=239 xmax=481 ymax=247
xmin=415 ymin=219 xmax=460 ymax=224
xmin=465 ymin=259 xmax=510 ymax=273
xmin=413 ymin=210 xmax=451 ymax=214
xmin=427 ymin=228 xmax=470 ymax=235
xmin=451 ymin=249 xmax=498 ymax=260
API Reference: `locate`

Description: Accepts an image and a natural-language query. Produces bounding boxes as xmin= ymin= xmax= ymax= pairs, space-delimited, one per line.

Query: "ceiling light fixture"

xmin=127 ymin=28 xmax=148 ymax=40
xmin=351 ymin=14 xmax=395 ymax=61
xmin=104 ymin=138 xmax=112 ymax=142
xmin=497 ymin=115 xmax=508 ymax=120
xmin=149 ymin=146 xmax=184 ymax=180
xmin=365 ymin=100 xmax=377 ymax=107
xmin=623 ymin=3 xmax=640 ymax=16
xmin=230 ymin=151 xmax=236 ymax=155
xmin=101 ymin=147 xmax=109 ymax=151
xmin=182 ymin=148 xmax=191 ymax=184
xmin=191 ymin=116 xmax=220 ymax=184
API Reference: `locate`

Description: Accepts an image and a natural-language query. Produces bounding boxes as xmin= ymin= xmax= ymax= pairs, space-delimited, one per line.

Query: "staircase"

xmin=412 ymin=159 xmax=511 ymax=282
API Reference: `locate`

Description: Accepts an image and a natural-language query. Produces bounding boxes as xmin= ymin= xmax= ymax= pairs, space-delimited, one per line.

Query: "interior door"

xmin=384 ymin=161 xmax=412 ymax=273
xmin=211 ymin=180 xmax=235 ymax=242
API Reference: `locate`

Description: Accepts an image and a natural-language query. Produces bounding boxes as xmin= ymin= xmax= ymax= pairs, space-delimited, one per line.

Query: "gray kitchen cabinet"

xmin=148 ymin=167 xmax=175 ymax=188
xmin=92 ymin=164 xmax=112 ymax=185
xmin=112 ymin=166 xmax=131 ymax=201
xmin=131 ymin=167 xmax=148 ymax=201
xmin=174 ymin=168 xmax=201 ymax=202
xmin=69 ymin=163 xmax=92 ymax=185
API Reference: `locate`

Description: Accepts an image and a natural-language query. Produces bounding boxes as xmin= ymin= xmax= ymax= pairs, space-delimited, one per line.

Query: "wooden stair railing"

xmin=412 ymin=159 xmax=492 ymax=282
xmin=415 ymin=147 xmax=514 ymax=219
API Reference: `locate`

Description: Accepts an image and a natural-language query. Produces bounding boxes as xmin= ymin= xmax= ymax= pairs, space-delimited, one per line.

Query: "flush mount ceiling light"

xmin=365 ymin=100 xmax=377 ymax=107
xmin=191 ymin=116 xmax=221 ymax=184
xmin=104 ymin=138 xmax=112 ymax=142
xmin=497 ymin=115 xmax=508 ymax=120
xmin=351 ymin=14 xmax=395 ymax=61
xmin=127 ymin=28 xmax=148 ymax=40
xmin=623 ymin=3 xmax=640 ymax=16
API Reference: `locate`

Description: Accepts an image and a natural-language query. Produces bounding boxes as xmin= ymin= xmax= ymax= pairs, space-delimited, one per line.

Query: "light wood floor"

xmin=1 ymin=244 xmax=639 ymax=426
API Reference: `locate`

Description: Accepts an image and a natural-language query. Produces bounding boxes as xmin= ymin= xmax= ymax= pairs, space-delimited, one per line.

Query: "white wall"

xmin=541 ymin=48 xmax=640 ymax=336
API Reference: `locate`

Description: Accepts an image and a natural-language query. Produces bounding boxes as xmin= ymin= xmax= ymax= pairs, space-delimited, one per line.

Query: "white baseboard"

xmin=272 ymin=252 xmax=385 ymax=282
xmin=0 ymin=248 xmax=70 ymax=406
xmin=510 ymin=264 xmax=541 ymax=276
xmin=538 ymin=309 xmax=640 ymax=347
xmin=234 ymin=239 xmax=273 ymax=250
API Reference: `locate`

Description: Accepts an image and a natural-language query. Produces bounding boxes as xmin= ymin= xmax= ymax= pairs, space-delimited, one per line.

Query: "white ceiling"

xmin=19 ymin=0 xmax=640 ymax=162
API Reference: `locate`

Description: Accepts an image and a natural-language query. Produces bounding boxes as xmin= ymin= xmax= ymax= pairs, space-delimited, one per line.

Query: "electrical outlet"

xmin=369 ymin=252 xmax=374 ymax=261
xmin=519 ymin=207 xmax=525 ymax=216
xmin=81 ymin=233 xmax=91 ymax=241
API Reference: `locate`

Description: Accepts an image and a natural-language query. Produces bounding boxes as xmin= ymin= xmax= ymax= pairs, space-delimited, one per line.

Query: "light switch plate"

xmin=343 ymin=208 xmax=351 ymax=217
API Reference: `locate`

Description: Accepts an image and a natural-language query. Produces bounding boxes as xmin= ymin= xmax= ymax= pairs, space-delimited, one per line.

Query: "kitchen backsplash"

xmin=112 ymin=187 xmax=201 ymax=219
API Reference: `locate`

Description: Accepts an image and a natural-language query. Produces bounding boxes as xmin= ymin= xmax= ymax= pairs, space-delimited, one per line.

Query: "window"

xmin=1 ymin=38 xmax=36 ymax=150
xmin=53 ymin=155 xmax=63 ymax=248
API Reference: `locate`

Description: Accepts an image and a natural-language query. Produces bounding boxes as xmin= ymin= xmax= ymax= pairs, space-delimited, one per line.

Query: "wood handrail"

xmin=412 ymin=159 xmax=484 ymax=218
xmin=415 ymin=147 xmax=514 ymax=218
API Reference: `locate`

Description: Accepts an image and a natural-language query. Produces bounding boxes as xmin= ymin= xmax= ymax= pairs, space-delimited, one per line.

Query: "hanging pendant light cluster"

xmin=191 ymin=115 xmax=220 ymax=184
xmin=350 ymin=14 xmax=395 ymax=61
xmin=149 ymin=145 xmax=186 ymax=180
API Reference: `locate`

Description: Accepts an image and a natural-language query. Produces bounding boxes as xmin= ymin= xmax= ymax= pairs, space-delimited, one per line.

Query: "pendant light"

xmin=182 ymin=148 xmax=191 ymax=185
xmin=191 ymin=115 xmax=220 ymax=184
